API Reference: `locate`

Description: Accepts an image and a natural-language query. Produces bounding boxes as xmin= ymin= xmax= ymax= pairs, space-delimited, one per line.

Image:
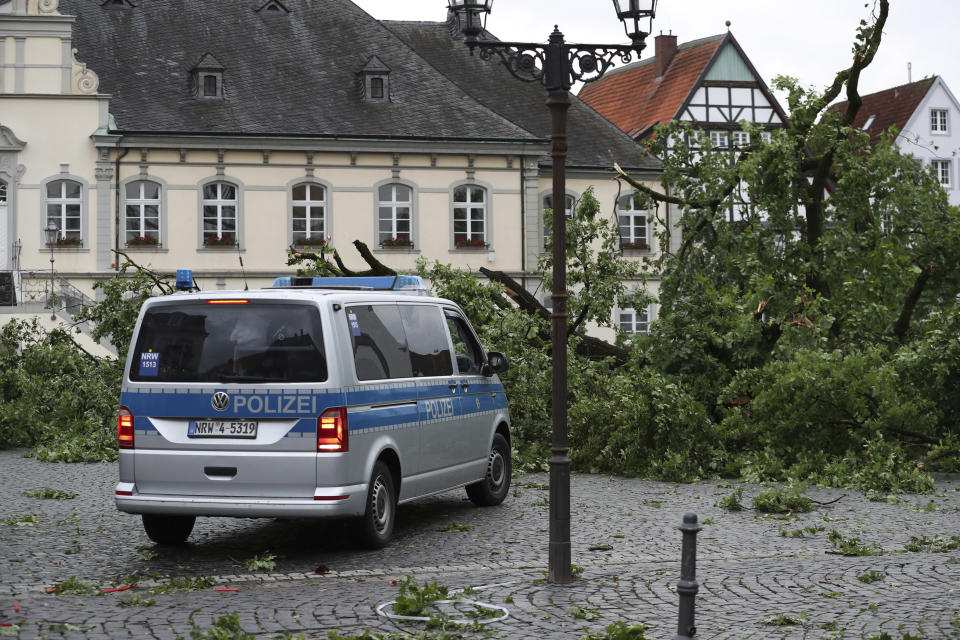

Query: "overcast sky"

xmin=352 ymin=0 xmax=959 ymax=110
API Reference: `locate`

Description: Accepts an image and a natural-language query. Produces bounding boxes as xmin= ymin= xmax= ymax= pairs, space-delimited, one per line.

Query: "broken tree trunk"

xmin=479 ymin=266 xmax=629 ymax=365
xmin=287 ymin=240 xmax=397 ymax=277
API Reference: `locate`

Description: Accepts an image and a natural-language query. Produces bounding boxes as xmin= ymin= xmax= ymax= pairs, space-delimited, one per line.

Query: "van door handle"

xmin=204 ymin=466 xmax=236 ymax=478
xmin=449 ymin=382 xmax=458 ymax=393
xmin=460 ymin=382 xmax=470 ymax=392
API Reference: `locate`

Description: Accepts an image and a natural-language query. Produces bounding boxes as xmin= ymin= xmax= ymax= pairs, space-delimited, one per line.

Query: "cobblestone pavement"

xmin=1 ymin=449 xmax=958 ymax=639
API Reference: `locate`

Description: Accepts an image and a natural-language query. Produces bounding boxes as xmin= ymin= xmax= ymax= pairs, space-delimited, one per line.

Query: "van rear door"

xmin=122 ymin=299 xmax=336 ymax=498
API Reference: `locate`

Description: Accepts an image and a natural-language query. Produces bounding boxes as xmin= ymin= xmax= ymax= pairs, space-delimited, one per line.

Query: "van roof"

xmin=145 ymin=288 xmax=454 ymax=308
xmin=270 ymin=275 xmax=429 ymax=295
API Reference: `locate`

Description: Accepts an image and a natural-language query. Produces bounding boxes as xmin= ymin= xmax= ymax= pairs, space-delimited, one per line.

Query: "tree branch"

xmin=287 ymin=241 xmax=396 ymax=277
xmin=885 ymin=427 xmax=940 ymax=446
xmin=613 ymin=164 xmax=687 ymax=205
xmin=112 ymin=250 xmax=174 ymax=294
xmin=351 ymin=240 xmax=397 ymax=276
xmin=919 ymin=449 xmax=959 ymax=467
xmin=800 ymin=1 xmax=888 ymax=302
xmin=479 ymin=267 xmax=550 ymax=322
xmin=478 ymin=266 xmax=629 ymax=364
xmin=893 ymin=264 xmax=934 ymax=343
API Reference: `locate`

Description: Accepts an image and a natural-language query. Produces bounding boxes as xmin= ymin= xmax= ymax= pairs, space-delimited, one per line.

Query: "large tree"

xmin=613 ymin=0 xmax=959 ymax=482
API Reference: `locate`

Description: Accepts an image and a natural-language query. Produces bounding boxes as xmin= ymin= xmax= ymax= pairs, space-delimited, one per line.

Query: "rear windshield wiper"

xmin=217 ymin=374 xmax=291 ymax=383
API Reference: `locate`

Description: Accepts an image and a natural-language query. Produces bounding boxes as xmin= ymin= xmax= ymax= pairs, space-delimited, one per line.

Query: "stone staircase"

xmin=0 ymin=272 xmax=117 ymax=356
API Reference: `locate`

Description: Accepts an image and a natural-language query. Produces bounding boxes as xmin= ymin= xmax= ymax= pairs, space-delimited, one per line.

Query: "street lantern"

xmin=446 ymin=1 xmax=654 ymax=584
xmin=44 ymin=219 xmax=60 ymax=246
xmin=612 ymin=0 xmax=658 ymax=49
xmin=44 ymin=219 xmax=59 ymax=320
xmin=446 ymin=0 xmax=492 ymax=43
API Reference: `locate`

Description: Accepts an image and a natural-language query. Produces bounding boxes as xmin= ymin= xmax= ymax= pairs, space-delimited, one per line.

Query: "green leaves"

xmin=539 ymin=187 xmax=641 ymax=333
xmin=74 ymin=259 xmax=174 ymax=355
xmin=392 ymin=578 xmax=449 ymax=617
xmin=243 ymin=551 xmax=277 ymax=572
xmin=0 ymin=319 xmax=122 ymax=461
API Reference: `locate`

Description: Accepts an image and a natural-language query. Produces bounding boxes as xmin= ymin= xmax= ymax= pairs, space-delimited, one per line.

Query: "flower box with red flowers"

xmin=621 ymin=241 xmax=650 ymax=251
xmin=204 ymin=235 xmax=237 ymax=247
xmin=455 ymin=237 xmax=488 ymax=249
xmin=381 ymin=237 xmax=413 ymax=248
xmin=47 ymin=236 xmax=82 ymax=248
xmin=293 ymin=237 xmax=327 ymax=248
xmin=127 ymin=235 xmax=159 ymax=247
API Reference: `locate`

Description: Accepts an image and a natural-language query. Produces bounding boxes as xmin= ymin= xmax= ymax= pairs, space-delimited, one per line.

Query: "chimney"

xmin=654 ymin=32 xmax=678 ymax=79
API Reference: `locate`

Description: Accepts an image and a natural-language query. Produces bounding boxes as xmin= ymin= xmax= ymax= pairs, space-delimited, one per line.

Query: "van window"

xmin=347 ymin=304 xmax=413 ymax=381
xmin=130 ymin=302 xmax=327 ymax=382
xmin=399 ymin=305 xmax=453 ymax=377
xmin=445 ymin=311 xmax=485 ymax=375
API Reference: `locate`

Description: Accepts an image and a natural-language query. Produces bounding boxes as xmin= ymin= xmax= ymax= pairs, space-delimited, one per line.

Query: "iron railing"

xmin=16 ymin=273 xmax=95 ymax=318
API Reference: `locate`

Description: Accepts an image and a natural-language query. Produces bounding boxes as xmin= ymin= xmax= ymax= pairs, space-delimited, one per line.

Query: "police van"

xmin=115 ymin=273 xmax=511 ymax=548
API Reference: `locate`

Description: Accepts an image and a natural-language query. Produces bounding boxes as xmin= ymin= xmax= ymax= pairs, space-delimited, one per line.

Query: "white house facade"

xmin=897 ymin=77 xmax=960 ymax=207
xmin=833 ymin=76 xmax=960 ymax=208
xmin=0 ymin=0 xmax=662 ymax=347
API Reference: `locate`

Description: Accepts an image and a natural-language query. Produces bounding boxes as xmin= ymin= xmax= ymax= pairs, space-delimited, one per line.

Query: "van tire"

xmin=142 ymin=514 xmax=195 ymax=545
xmin=356 ymin=461 xmax=396 ymax=549
xmin=466 ymin=433 xmax=511 ymax=506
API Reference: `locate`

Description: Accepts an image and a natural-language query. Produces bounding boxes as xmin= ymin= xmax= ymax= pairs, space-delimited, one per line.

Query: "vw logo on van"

xmin=211 ymin=392 xmax=230 ymax=412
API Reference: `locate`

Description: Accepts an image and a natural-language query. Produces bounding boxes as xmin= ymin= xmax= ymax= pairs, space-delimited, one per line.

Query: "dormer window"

xmin=256 ymin=0 xmax=289 ymax=17
xmin=203 ymin=74 xmax=219 ymax=97
xmin=370 ymin=77 xmax=385 ymax=100
xmin=199 ymin=72 xmax=222 ymax=98
xmin=359 ymin=56 xmax=391 ymax=104
xmin=191 ymin=53 xmax=225 ymax=100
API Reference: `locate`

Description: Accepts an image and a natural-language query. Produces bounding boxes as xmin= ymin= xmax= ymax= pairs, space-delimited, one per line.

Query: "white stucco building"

xmin=0 ymin=0 xmax=662 ymax=346
xmin=832 ymin=75 xmax=960 ymax=207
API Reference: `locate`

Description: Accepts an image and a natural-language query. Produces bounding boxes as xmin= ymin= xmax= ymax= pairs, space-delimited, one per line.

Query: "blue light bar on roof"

xmin=175 ymin=269 xmax=193 ymax=291
xmin=270 ymin=275 xmax=429 ymax=296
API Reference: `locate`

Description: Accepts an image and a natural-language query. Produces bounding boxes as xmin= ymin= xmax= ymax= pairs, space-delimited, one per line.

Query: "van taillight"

xmin=317 ymin=407 xmax=348 ymax=452
xmin=118 ymin=407 xmax=134 ymax=449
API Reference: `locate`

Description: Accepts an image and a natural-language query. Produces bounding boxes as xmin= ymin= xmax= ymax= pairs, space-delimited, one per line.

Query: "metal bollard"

xmin=675 ymin=512 xmax=701 ymax=640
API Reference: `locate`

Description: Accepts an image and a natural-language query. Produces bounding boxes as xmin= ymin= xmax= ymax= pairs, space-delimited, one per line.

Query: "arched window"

xmin=292 ymin=183 xmax=327 ymax=247
xmin=453 ymin=185 xmax=487 ymax=248
xmin=202 ymin=181 xmax=238 ymax=246
xmin=377 ymin=183 xmax=412 ymax=247
xmin=617 ymin=194 xmax=649 ymax=251
xmin=542 ymin=192 xmax=574 ymax=249
xmin=124 ymin=180 xmax=162 ymax=247
xmin=46 ymin=179 xmax=82 ymax=243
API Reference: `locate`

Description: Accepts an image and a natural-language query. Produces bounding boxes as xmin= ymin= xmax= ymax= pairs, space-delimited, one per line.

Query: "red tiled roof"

xmin=578 ymin=34 xmax=725 ymax=138
xmin=830 ymin=76 xmax=936 ymax=144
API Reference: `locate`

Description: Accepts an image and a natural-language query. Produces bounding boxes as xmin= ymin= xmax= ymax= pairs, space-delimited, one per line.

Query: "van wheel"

xmin=356 ymin=461 xmax=396 ymax=549
xmin=142 ymin=514 xmax=195 ymax=545
xmin=466 ymin=433 xmax=511 ymax=506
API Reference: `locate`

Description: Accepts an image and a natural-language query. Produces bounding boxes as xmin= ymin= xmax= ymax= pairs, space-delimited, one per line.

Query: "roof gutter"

xmin=109 ymin=129 xmax=547 ymax=145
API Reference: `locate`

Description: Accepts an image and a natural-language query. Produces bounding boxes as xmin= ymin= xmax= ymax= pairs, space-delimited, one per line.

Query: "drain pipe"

xmin=114 ymin=143 xmax=129 ymax=272
xmin=519 ymin=156 xmax=526 ymax=291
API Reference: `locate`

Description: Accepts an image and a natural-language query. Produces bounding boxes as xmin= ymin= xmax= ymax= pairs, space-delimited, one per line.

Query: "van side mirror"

xmin=482 ymin=351 xmax=509 ymax=377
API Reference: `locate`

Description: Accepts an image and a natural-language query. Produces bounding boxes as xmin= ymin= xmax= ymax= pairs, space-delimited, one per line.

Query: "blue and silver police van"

xmin=115 ymin=274 xmax=511 ymax=548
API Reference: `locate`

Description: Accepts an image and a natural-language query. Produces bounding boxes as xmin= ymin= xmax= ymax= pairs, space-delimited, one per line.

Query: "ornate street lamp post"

xmin=44 ymin=219 xmax=59 ymax=320
xmin=447 ymin=0 xmax=657 ymax=583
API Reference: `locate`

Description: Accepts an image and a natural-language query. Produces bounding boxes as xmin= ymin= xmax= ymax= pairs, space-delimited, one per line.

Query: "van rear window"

xmin=130 ymin=302 xmax=327 ymax=383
